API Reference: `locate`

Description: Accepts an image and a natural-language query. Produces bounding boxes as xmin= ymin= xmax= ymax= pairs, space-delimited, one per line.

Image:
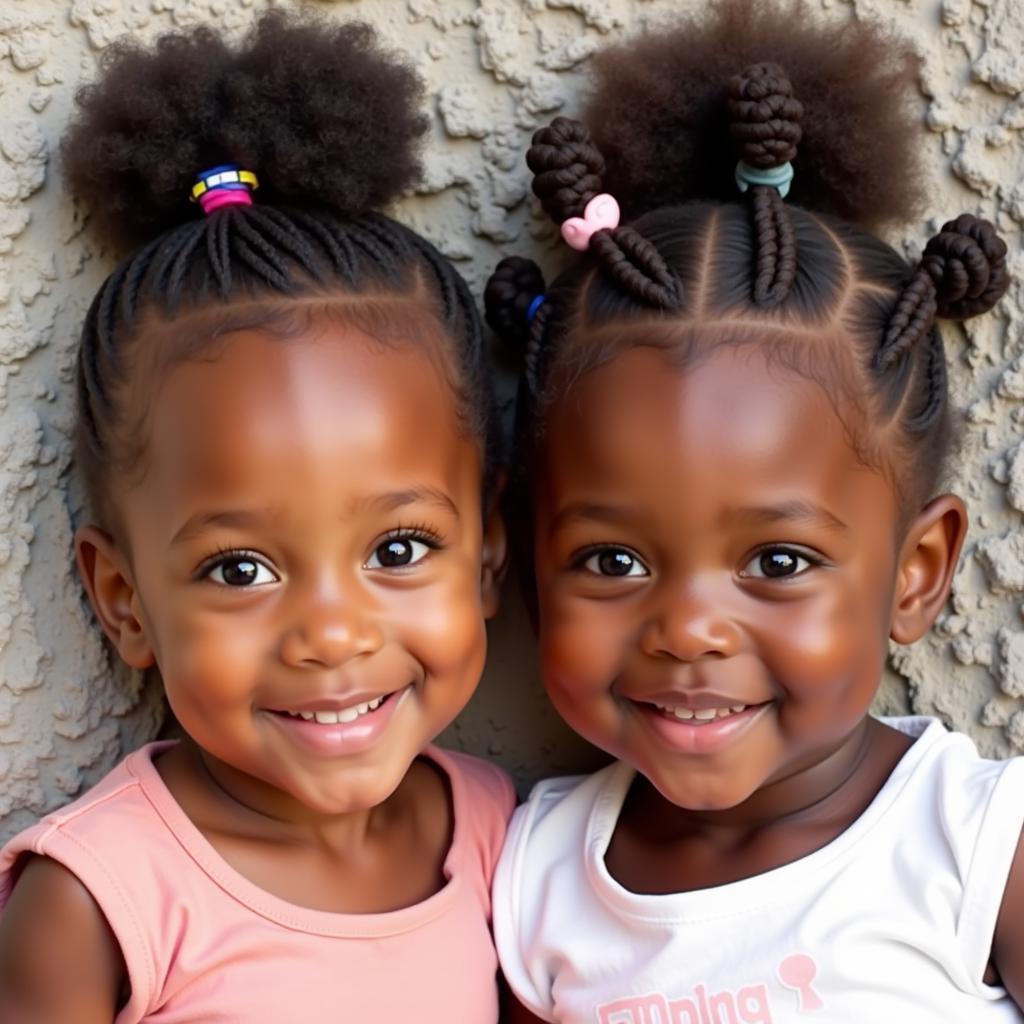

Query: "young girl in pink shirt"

xmin=0 ymin=12 xmax=512 ymax=1022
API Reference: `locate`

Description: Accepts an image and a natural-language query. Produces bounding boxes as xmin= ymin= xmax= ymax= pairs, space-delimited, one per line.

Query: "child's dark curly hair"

xmin=485 ymin=0 xmax=1009 ymax=514
xmin=64 ymin=11 xmax=495 ymax=522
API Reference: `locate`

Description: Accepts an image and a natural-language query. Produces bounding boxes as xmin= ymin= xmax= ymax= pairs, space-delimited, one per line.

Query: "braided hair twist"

xmin=728 ymin=62 xmax=802 ymax=307
xmin=528 ymin=117 xmax=682 ymax=312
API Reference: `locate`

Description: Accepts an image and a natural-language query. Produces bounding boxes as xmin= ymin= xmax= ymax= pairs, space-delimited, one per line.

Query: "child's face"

xmin=89 ymin=321 xmax=496 ymax=816
xmin=533 ymin=344 xmax=927 ymax=811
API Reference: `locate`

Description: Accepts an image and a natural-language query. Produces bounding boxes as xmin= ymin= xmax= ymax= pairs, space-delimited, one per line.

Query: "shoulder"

xmin=0 ymin=855 xmax=125 ymax=1022
xmin=882 ymin=716 xmax=1023 ymax=811
xmin=504 ymin=761 xmax=626 ymax=866
xmin=883 ymin=718 xmax=1024 ymax=986
xmin=492 ymin=762 xmax=628 ymax=1022
xmin=0 ymin=743 xmax=176 ymax=1014
xmin=430 ymin=748 xmax=517 ymax=884
xmin=431 ymin=747 xmax=517 ymax=824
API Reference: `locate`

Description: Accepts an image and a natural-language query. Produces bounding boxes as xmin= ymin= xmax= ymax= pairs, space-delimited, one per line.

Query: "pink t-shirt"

xmin=0 ymin=741 xmax=515 ymax=1023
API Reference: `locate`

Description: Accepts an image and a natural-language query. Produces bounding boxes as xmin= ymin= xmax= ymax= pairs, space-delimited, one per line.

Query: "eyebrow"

xmin=548 ymin=499 xmax=847 ymax=535
xmin=171 ymin=487 xmax=460 ymax=545
xmin=171 ymin=508 xmax=282 ymax=545
xmin=346 ymin=487 xmax=460 ymax=519
xmin=724 ymin=501 xmax=848 ymax=533
xmin=549 ymin=502 xmax=634 ymax=535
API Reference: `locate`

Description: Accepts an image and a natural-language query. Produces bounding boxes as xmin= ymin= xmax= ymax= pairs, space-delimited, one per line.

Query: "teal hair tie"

xmin=734 ymin=161 xmax=794 ymax=199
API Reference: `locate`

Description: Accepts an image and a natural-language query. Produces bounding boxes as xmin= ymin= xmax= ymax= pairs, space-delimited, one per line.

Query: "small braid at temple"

xmin=728 ymin=62 xmax=802 ymax=307
xmin=485 ymin=256 xmax=552 ymax=396
xmin=874 ymin=214 xmax=1009 ymax=372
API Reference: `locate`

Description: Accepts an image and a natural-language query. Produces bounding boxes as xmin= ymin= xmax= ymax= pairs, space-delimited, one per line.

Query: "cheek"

xmin=760 ymin=572 xmax=893 ymax=692
xmin=157 ymin=607 xmax=268 ymax=702
xmin=539 ymin=592 xmax=629 ymax=695
xmin=401 ymin=574 xmax=487 ymax=684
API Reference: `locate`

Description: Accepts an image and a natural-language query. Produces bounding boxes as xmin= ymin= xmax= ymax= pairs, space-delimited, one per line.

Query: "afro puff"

xmin=584 ymin=0 xmax=925 ymax=228
xmin=62 ymin=11 xmax=427 ymax=249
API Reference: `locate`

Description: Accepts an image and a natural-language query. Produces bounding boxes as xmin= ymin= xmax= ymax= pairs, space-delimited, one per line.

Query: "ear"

xmin=480 ymin=476 xmax=510 ymax=620
xmin=890 ymin=494 xmax=968 ymax=645
xmin=75 ymin=525 xmax=155 ymax=669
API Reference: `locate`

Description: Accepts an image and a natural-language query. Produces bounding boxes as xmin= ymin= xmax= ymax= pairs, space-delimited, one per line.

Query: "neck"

xmin=186 ymin=739 xmax=396 ymax=850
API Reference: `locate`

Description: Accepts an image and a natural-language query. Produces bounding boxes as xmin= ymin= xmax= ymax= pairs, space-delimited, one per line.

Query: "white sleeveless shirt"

xmin=494 ymin=717 xmax=1024 ymax=1023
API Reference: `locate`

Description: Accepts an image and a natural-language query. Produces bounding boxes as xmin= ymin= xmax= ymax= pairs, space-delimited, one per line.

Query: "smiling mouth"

xmin=267 ymin=689 xmax=406 ymax=726
xmin=649 ymin=700 xmax=768 ymax=724
xmin=276 ymin=696 xmax=386 ymax=725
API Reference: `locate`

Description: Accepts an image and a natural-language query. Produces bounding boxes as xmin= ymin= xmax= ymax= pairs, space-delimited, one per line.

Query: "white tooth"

xmin=337 ymin=706 xmax=359 ymax=723
xmin=314 ymin=710 xmax=339 ymax=725
xmin=368 ymin=696 xmax=383 ymax=710
xmin=355 ymin=701 xmax=371 ymax=716
xmin=299 ymin=711 xmax=315 ymax=721
xmin=730 ymin=705 xmax=746 ymax=713
xmin=672 ymin=707 xmax=695 ymax=720
xmin=693 ymin=708 xmax=718 ymax=721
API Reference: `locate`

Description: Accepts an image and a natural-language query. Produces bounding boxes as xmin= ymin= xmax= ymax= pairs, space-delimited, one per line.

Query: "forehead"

xmin=127 ymin=324 xmax=480 ymax=522
xmin=540 ymin=345 xmax=894 ymax=528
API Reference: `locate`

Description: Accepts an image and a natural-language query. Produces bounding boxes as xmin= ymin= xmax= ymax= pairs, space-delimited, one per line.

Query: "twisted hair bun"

xmin=727 ymin=62 xmax=803 ymax=169
xmin=584 ymin=0 xmax=924 ymax=227
xmin=528 ymin=118 xmax=607 ymax=225
xmin=923 ymin=214 xmax=1009 ymax=320
xmin=62 ymin=11 xmax=427 ymax=249
xmin=484 ymin=256 xmax=546 ymax=352
xmin=875 ymin=214 xmax=1008 ymax=372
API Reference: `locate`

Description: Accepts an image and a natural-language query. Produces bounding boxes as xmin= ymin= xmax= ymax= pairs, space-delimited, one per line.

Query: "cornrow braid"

xmin=483 ymin=1 xmax=1013 ymax=520
xmin=76 ymin=204 xmax=493 ymax=511
xmin=727 ymin=62 xmax=802 ymax=307
xmin=63 ymin=12 xmax=499 ymax=520
xmin=527 ymin=117 xmax=682 ymax=311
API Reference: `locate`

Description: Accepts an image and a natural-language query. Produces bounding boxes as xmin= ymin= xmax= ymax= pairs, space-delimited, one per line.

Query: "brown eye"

xmin=365 ymin=537 xmax=432 ymax=570
xmin=741 ymin=547 xmax=813 ymax=580
xmin=582 ymin=548 xmax=648 ymax=578
xmin=207 ymin=555 xmax=277 ymax=587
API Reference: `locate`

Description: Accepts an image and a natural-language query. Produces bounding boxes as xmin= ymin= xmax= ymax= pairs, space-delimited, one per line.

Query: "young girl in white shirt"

xmin=485 ymin=2 xmax=1020 ymax=1020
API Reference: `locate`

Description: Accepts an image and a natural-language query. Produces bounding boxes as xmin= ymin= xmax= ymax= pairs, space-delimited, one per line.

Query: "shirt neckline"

xmin=129 ymin=740 xmax=466 ymax=937
xmin=584 ymin=715 xmax=948 ymax=923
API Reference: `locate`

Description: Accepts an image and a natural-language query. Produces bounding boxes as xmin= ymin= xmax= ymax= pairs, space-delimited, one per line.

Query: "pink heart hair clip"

xmin=560 ymin=193 xmax=621 ymax=251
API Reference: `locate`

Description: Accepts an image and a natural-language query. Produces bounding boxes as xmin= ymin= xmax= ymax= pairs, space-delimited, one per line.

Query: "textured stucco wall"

xmin=0 ymin=0 xmax=1021 ymax=840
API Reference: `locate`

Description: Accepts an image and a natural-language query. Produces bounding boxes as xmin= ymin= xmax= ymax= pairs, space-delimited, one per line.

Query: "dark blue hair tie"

xmin=526 ymin=294 xmax=545 ymax=323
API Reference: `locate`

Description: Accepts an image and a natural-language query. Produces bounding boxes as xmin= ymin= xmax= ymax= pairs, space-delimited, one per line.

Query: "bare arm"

xmin=992 ymin=828 xmax=1024 ymax=1008
xmin=0 ymin=856 xmax=125 ymax=1024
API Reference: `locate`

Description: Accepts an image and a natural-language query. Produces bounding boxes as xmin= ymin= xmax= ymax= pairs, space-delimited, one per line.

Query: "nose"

xmin=640 ymin=576 xmax=743 ymax=662
xmin=278 ymin=582 xmax=384 ymax=669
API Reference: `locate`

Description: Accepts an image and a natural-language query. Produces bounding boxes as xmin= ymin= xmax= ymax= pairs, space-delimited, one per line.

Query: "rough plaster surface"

xmin=0 ymin=0 xmax=1021 ymax=839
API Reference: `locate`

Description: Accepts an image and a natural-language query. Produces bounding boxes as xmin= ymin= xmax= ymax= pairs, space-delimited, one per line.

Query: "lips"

xmin=265 ymin=687 xmax=404 ymax=718
xmin=276 ymin=696 xmax=386 ymax=724
xmin=652 ymin=700 xmax=751 ymax=722
xmin=265 ymin=685 xmax=411 ymax=756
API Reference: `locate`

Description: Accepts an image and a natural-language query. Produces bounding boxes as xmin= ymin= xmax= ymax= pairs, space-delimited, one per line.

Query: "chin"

xmin=648 ymin=770 xmax=758 ymax=813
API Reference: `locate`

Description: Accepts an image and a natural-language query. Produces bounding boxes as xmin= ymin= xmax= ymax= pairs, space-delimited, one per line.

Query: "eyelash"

xmin=743 ymin=543 xmax=825 ymax=576
xmin=193 ymin=524 xmax=446 ymax=578
xmin=377 ymin=523 xmax=446 ymax=554
xmin=567 ymin=543 xmax=826 ymax=577
xmin=570 ymin=543 xmax=646 ymax=571
xmin=194 ymin=545 xmax=267 ymax=581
